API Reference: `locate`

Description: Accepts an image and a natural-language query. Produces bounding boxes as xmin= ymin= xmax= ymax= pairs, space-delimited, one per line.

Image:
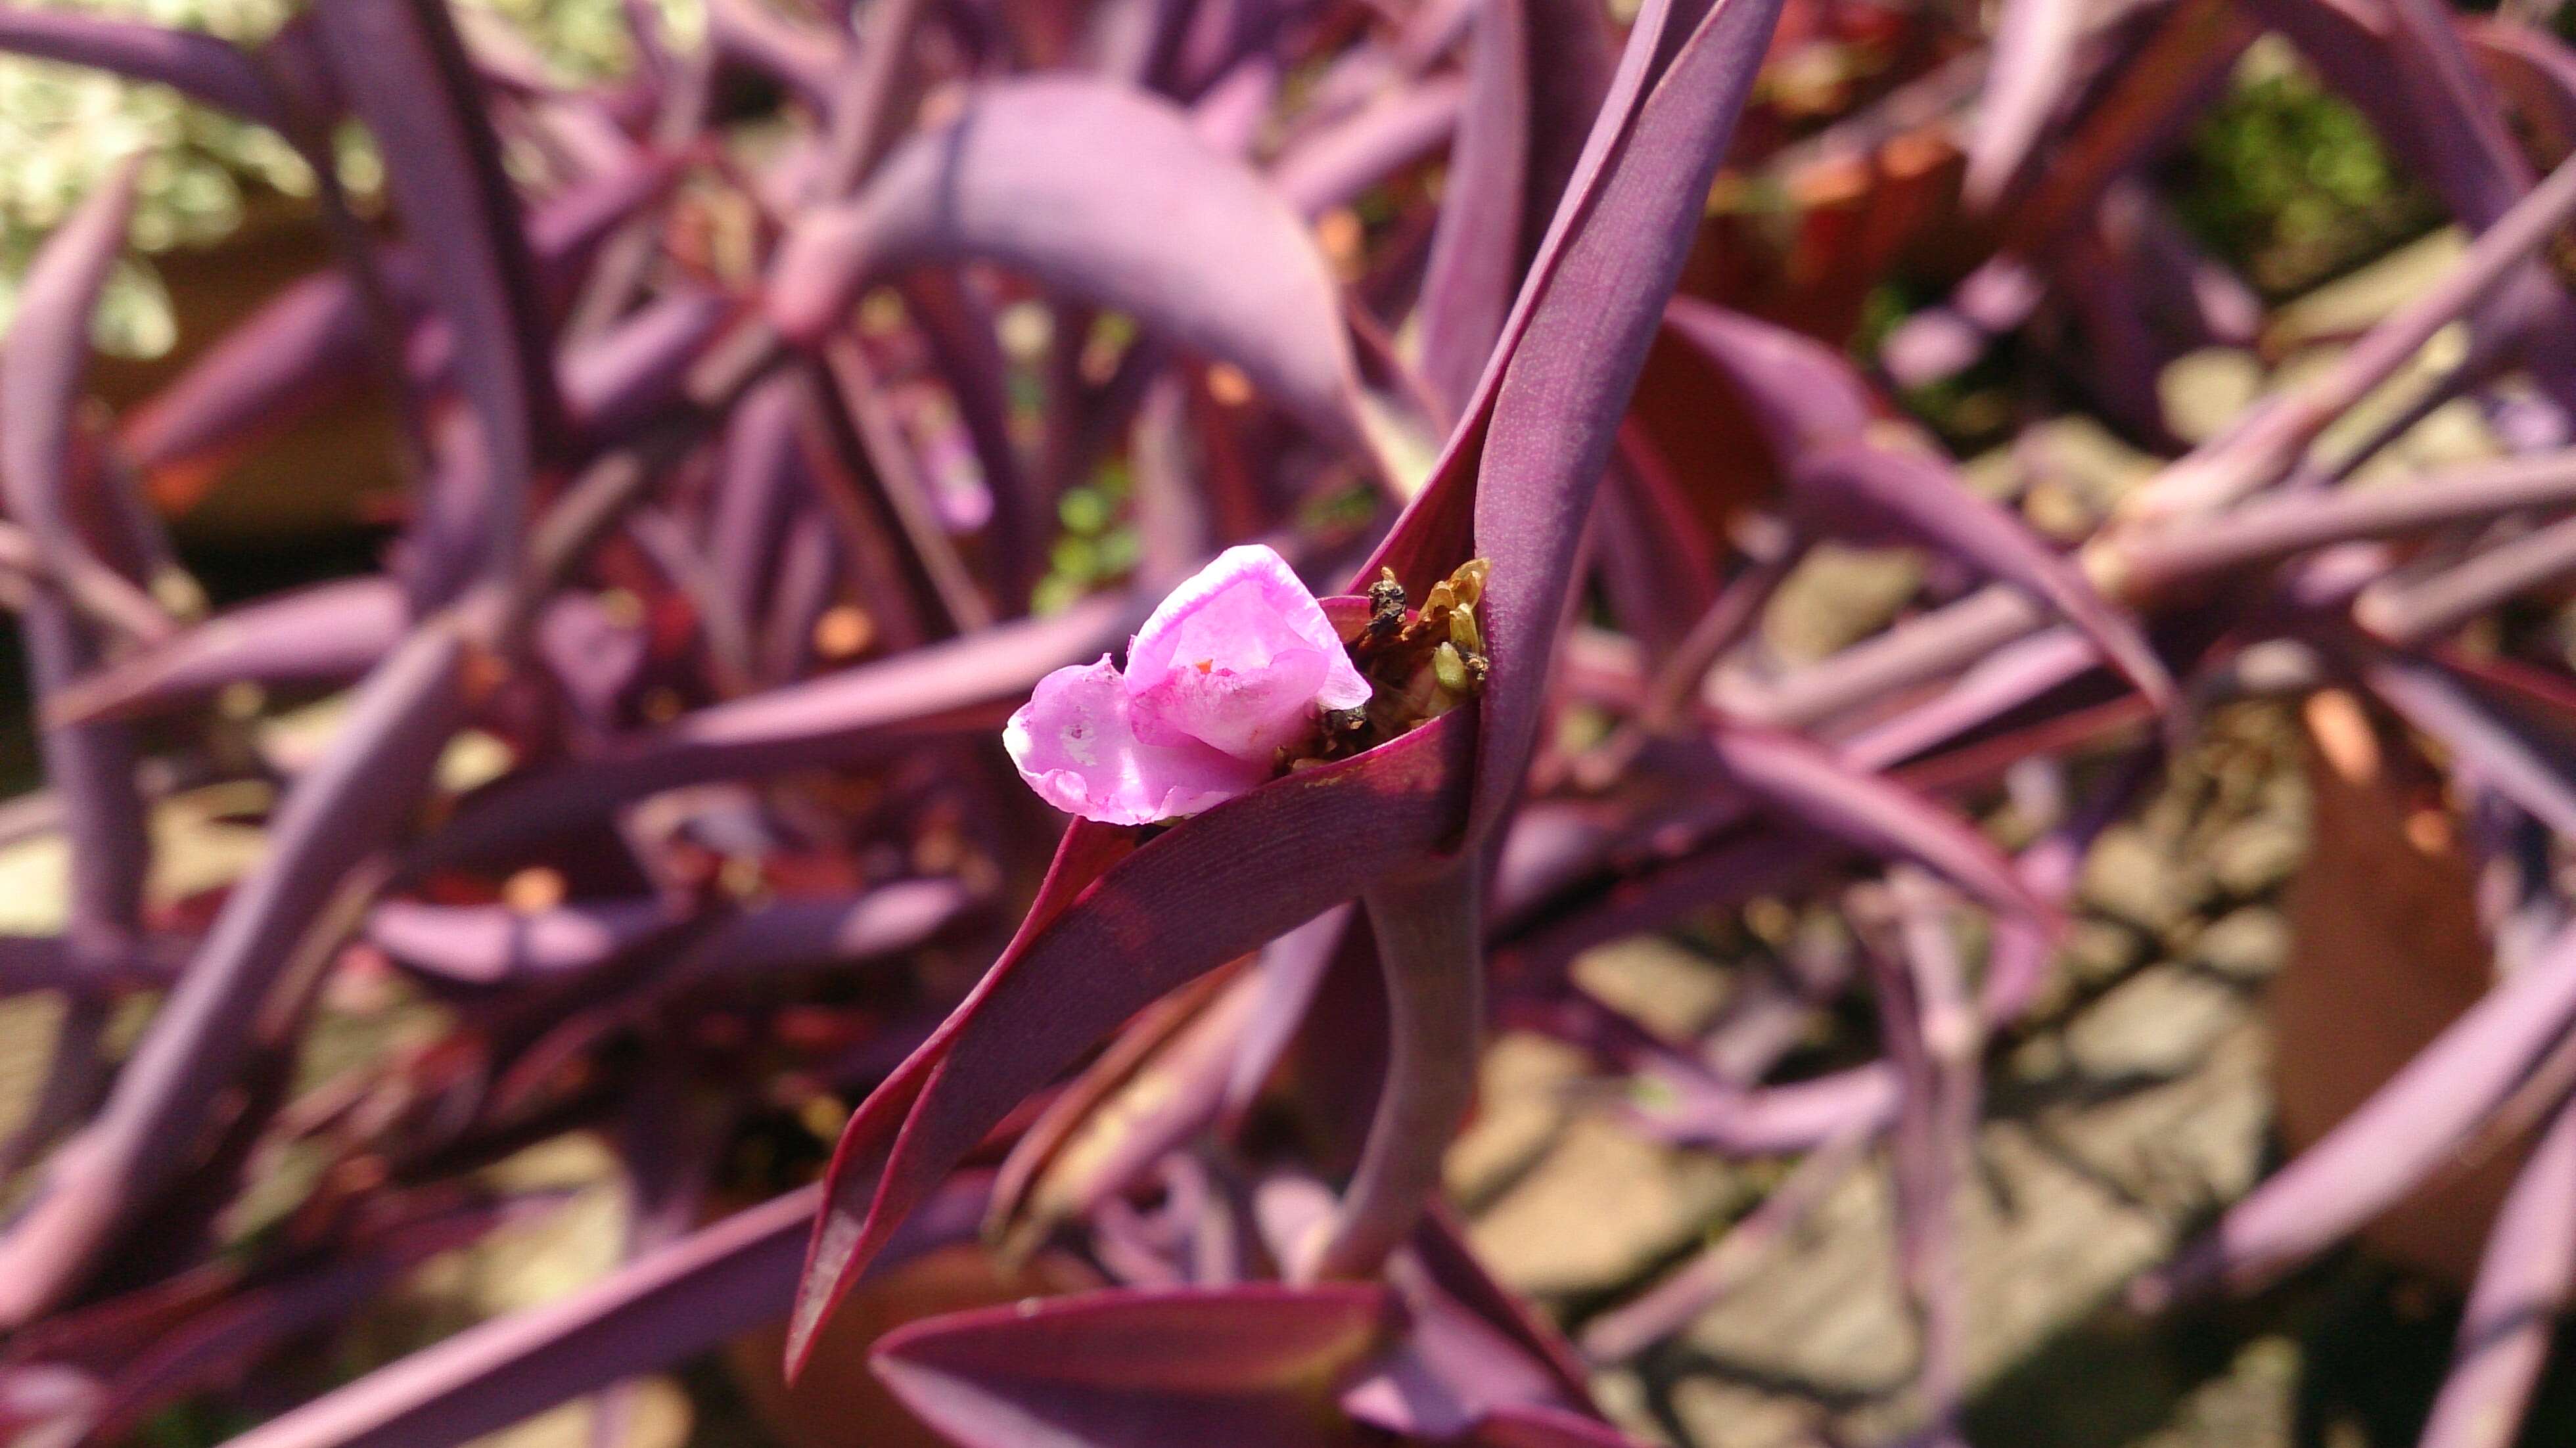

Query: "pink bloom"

xmin=1005 ymin=545 xmax=1373 ymax=824
xmin=1001 ymin=656 xmax=1269 ymax=825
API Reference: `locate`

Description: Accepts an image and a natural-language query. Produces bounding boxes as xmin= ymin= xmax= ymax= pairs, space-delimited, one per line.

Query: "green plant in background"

xmin=0 ymin=0 xmax=684 ymax=357
xmin=1034 ymin=459 xmax=1142 ymax=615
xmin=0 ymin=0 xmax=304 ymax=355
xmin=2168 ymin=36 xmax=2444 ymax=297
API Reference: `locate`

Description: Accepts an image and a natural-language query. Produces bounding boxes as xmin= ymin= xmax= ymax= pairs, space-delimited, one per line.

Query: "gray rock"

xmin=2191 ymin=907 xmax=2290 ymax=984
xmin=2206 ymin=816 xmax=2307 ymax=899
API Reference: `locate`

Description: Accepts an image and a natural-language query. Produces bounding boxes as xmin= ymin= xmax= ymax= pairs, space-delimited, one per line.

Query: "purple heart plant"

xmin=3 ymin=0 xmax=2576 ymax=1443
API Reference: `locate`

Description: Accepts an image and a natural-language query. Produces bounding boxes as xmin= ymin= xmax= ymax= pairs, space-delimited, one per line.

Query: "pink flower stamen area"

xmin=1005 ymin=545 xmax=1373 ymax=825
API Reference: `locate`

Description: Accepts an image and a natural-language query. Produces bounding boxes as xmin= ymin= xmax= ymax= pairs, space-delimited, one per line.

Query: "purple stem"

xmin=1304 ymin=858 xmax=1484 ymax=1282
xmin=1716 ymin=585 xmax=2050 ymax=730
xmin=816 ymin=0 xmax=934 ymax=196
xmin=2357 ymin=509 xmax=2576 ymax=645
xmin=2122 ymin=149 xmax=2576 ymax=525
xmin=1887 ymin=868 xmax=1979 ymax=1434
xmin=2414 ymin=1092 xmax=2576 ymax=1448
xmin=816 ymin=343 xmax=996 ymax=633
xmin=0 ymin=616 xmax=473 ymax=1327
xmin=2113 ymin=448 xmax=2576 ymax=597
xmin=218 ymin=1180 xmax=990 ymax=1448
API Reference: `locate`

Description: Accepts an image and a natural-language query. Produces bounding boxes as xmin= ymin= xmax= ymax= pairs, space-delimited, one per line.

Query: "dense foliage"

xmin=4 ymin=0 xmax=2576 ymax=1443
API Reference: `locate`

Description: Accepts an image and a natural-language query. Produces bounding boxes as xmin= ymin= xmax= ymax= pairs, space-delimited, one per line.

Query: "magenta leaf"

xmin=1965 ymin=0 xmax=2081 ymax=210
xmin=120 ymin=157 xmax=678 ymax=499
xmin=2414 ymin=1093 xmax=2576 ymax=1448
xmin=415 ymin=591 xmax=1149 ymax=869
xmin=1 ymin=160 xmax=158 ymax=977
xmin=873 ymin=1284 xmax=1389 ymax=1448
xmin=0 ymin=5 xmax=288 ymax=126
xmin=311 ymin=0 xmax=566 ymax=586
xmin=1414 ymin=0 xmax=1532 ymax=420
xmin=2136 ymin=918 xmax=2576 ymax=1305
xmin=49 ymin=578 xmax=407 ymax=725
xmin=1664 ymin=300 xmax=2174 ymax=712
xmin=222 ymin=1181 xmax=990 ymax=1448
xmin=1708 ymin=721 xmax=2055 ymax=926
xmin=0 ymin=620 xmax=472 ymax=1326
xmin=1269 ymin=78 xmax=1463 ymax=218
xmin=1661 ymin=297 xmax=1875 ymax=459
xmin=1449 ymin=0 xmax=1790 ymax=838
xmin=790 ymin=713 xmax=1472 ymax=1370
xmin=768 ymin=77 xmax=1369 ymax=454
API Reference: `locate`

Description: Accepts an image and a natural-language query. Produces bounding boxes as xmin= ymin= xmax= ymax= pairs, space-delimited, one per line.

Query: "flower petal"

xmin=1125 ymin=544 xmax=1372 ymax=760
xmin=1005 ymin=656 xmax=1269 ymax=825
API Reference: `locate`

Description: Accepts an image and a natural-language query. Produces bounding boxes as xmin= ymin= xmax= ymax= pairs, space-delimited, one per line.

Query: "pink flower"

xmin=1005 ymin=545 xmax=1373 ymax=825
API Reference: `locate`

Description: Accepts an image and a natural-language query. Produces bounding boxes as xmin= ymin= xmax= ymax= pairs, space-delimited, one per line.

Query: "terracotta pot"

xmin=92 ymin=195 xmax=403 ymax=545
xmin=2271 ymin=689 xmax=2527 ymax=1287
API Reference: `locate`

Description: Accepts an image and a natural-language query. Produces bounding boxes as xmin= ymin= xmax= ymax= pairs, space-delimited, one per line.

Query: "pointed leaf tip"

xmin=871 ymin=1285 xmax=1390 ymax=1448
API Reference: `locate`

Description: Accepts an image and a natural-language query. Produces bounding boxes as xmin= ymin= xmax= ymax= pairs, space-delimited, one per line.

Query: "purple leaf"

xmin=121 ymin=156 xmax=676 ymax=499
xmin=2357 ymin=510 xmax=2576 ymax=646
xmin=1577 ymin=1126 xmax=1874 ymax=1361
xmin=1222 ymin=905 xmax=1353 ymax=1118
xmin=365 ymin=896 xmax=677 ymax=985
xmin=61 ymin=1194 xmax=559 ymax=1443
xmin=1664 ymin=300 xmax=2173 ymax=711
xmin=1722 ymin=585 xmax=2051 ymax=729
xmin=1305 ymin=860 xmax=1484 ymax=1281
xmin=313 ymin=0 xmax=566 ymax=587
xmin=1268 ymin=77 xmax=1465 ymax=218
xmin=1796 ymin=438 xmax=2175 ymax=712
xmin=1628 ymin=1060 xmax=1900 ymax=1154
xmin=2414 ymin=1093 xmax=2576 ymax=1448
xmin=2135 ymin=917 xmax=2576 ymax=1305
xmin=1661 ymin=296 xmax=1874 ymax=462
xmin=703 ymin=880 xmax=984 ymax=978
xmin=1 ymin=160 xmax=158 ymax=974
xmin=49 ymin=578 xmax=406 ymax=725
xmin=1876 ymin=869 xmax=1976 ymax=1432
xmin=1407 ymin=1206 xmax=1603 ymax=1413
xmin=414 ymin=591 xmax=1149 ymax=869
xmin=2127 ymin=150 xmax=2576 ymax=524
xmin=1 ymin=158 xmax=169 ymax=641
xmin=220 ymin=1180 xmax=989 ymax=1448
xmin=902 ymin=273 xmax=1037 ymax=605
xmin=1708 ymin=721 xmax=2056 ymax=925
xmin=873 ymin=1284 xmax=1389 ymax=1448
xmin=789 ymin=713 xmax=1474 ymax=1372
xmin=706 ymin=0 xmax=841 ymax=111
xmin=559 ymin=287 xmax=733 ymax=441
xmin=815 ymin=0 xmax=934 ymax=195
xmin=1469 ymin=1405 xmax=1659 ymax=1448
xmin=2361 ymin=650 xmax=2576 ymax=843
xmin=1413 ymin=0 xmax=1529 ymax=419
xmin=1444 ymin=0 xmax=1793 ymax=840
xmin=1339 ymin=1255 xmax=1569 ymax=1438
xmin=118 ymin=269 xmax=377 ymax=499
xmin=989 ymin=963 xmax=1264 ymax=1246
xmin=769 ymin=77 xmax=1369 ymax=454
xmin=1965 ymin=0 xmax=2081 ymax=210
xmin=0 ymin=5 xmax=287 ymax=126
xmin=0 ymin=618 xmax=471 ymax=1326
xmin=708 ymin=371 xmax=816 ymax=637
xmin=2111 ymin=448 xmax=2576 ymax=597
